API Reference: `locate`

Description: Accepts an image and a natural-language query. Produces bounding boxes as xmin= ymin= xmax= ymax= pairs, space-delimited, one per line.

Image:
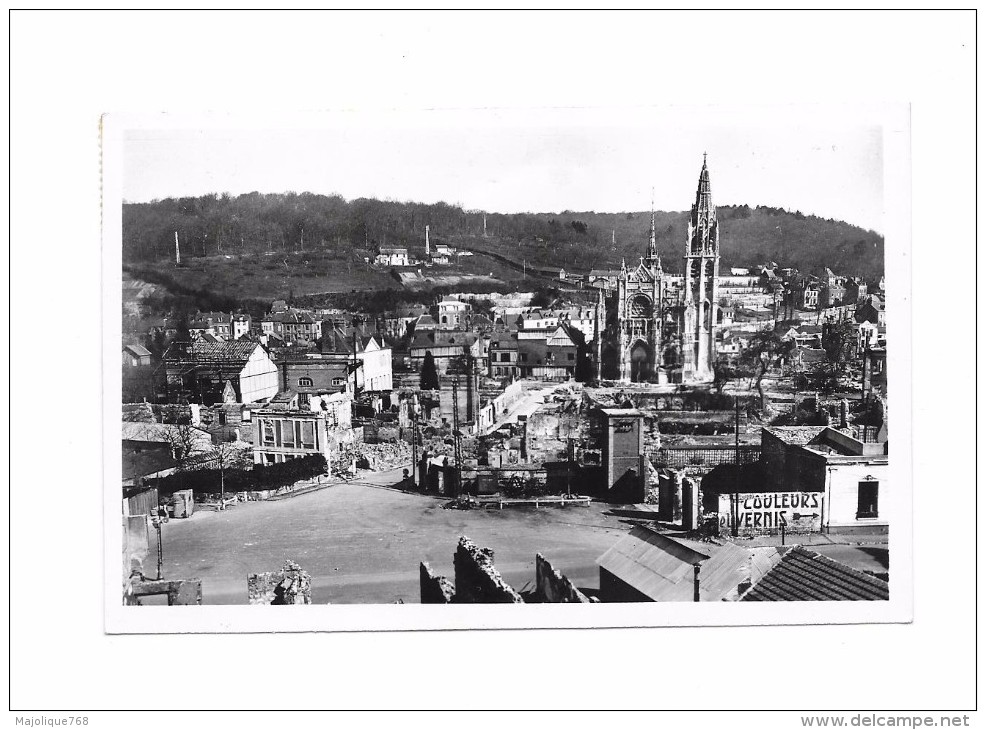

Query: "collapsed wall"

xmin=248 ymin=560 xmax=312 ymax=605
xmin=419 ymin=562 xmax=456 ymax=604
xmin=453 ymin=537 xmax=524 ymax=604
xmin=534 ymin=553 xmax=591 ymax=603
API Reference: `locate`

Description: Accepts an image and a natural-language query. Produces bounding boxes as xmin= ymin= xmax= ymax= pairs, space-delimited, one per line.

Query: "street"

xmin=158 ymin=467 xmax=889 ymax=604
xmin=159 ymin=468 xmax=631 ymax=604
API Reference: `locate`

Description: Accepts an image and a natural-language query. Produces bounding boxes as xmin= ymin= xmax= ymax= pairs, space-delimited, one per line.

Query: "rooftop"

xmin=762 ymin=426 xmax=827 ymax=446
xmin=166 ymin=340 xmax=261 ymax=365
xmin=123 ymin=344 xmax=151 ymax=357
xmin=596 ymin=526 xmax=751 ymax=602
xmin=740 ymin=545 xmax=889 ymax=601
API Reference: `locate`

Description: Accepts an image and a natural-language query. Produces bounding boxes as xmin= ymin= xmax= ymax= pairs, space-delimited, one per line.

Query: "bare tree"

xmin=163 ymin=423 xmax=202 ymax=473
xmin=210 ymin=440 xmax=237 ymax=510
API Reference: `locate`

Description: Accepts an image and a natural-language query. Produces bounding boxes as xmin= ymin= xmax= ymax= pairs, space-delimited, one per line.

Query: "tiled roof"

xmin=489 ymin=332 xmax=518 ymax=347
xmin=740 ymin=545 xmax=889 ymax=601
xmin=268 ymin=309 xmax=318 ymax=325
xmin=165 ymin=340 xmax=259 ymax=364
xmin=410 ymin=331 xmax=476 ymax=350
xmin=123 ymin=344 xmax=151 ymax=357
xmin=320 ymin=326 xmax=358 ymax=355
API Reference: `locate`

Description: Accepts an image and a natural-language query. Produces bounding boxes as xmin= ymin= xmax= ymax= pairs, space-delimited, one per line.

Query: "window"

xmin=500 ymin=353 xmax=510 ymax=363
xmin=261 ymin=420 xmax=275 ymax=447
xmin=280 ymin=420 xmax=296 ymax=448
xmin=332 ymin=377 xmax=345 ymax=386
xmin=857 ymin=479 xmax=879 ymax=519
xmin=520 ymin=353 xmax=528 ymax=362
xmin=298 ymin=377 xmax=313 ymax=387
xmin=567 ymin=352 xmax=575 ymax=361
xmin=299 ymin=421 xmax=316 ymax=450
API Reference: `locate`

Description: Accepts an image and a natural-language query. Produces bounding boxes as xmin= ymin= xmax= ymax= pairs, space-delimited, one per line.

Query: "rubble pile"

xmin=356 ymin=440 xmax=412 ymax=471
xmin=248 ymin=560 xmax=312 ymax=605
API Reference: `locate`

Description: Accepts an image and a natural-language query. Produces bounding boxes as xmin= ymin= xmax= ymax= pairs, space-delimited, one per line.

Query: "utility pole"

xmin=410 ymin=394 xmax=419 ymax=489
xmin=861 ymin=341 xmax=869 ymax=403
xmin=352 ymin=328 xmax=360 ymax=399
xmin=174 ymin=231 xmax=181 ymax=266
xmin=451 ymin=378 xmax=462 ymax=496
xmin=734 ymin=395 xmax=741 ymax=465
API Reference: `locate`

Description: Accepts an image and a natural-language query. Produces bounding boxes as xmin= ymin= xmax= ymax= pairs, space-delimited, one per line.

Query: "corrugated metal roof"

xmin=740 ymin=545 xmax=889 ymax=601
xmin=597 ymin=527 xmax=711 ymax=602
xmin=124 ymin=344 xmax=151 ymax=357
xmin=598 ymin=527 xmax=758 ymax=602
xmin=696 ymin=542 xmax=751 ymax=602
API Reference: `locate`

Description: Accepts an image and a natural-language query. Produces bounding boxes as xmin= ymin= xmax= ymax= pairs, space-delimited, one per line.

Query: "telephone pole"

xmin=451 ymin=378 xmax=462 ymax=496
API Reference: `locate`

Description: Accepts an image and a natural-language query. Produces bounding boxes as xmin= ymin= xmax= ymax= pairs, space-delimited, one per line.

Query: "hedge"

xmin=155 ymin=454 xmax=327 ymax=496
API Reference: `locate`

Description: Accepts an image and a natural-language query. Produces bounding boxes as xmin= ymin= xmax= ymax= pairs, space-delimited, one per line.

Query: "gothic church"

xmin=597 ymin=155 xmax=721 ymax=384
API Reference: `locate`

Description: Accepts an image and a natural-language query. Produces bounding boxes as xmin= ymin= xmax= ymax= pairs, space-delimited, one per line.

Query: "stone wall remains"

xmin=453 ymin=537 xmax=524 ymax=604
xmin=535 ymin=553 xmax=591 ymax=603
xmin=419 ymin=562 xmax=456 ymax=604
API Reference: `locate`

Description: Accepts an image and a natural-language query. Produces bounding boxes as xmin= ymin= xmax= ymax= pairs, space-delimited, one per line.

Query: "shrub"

xmin=155 ymin=454 xmax=328 ymax=496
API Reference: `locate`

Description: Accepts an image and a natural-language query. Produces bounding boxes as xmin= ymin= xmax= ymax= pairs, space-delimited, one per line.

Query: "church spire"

xmin=645 ymin=188 xmax=661 ymax=271
xmin=695 ymin=153 xmax=713 ymax=217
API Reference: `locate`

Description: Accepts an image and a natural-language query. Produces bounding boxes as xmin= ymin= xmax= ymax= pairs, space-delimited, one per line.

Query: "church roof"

xmin=625 ymin=260 xmax=659 ymax=282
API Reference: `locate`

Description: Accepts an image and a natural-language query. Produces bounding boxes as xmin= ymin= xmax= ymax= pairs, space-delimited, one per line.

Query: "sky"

xmin=122 ymin=107 xmax=886 ymax=233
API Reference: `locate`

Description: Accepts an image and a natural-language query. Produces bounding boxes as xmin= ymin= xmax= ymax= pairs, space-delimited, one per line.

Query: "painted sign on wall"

xmin=718 ymin=492 xmax=823 ymax=536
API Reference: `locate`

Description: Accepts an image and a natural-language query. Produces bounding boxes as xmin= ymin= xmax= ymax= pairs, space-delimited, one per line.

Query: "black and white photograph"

xmin=106 ymin=106 xmax=906 ymax=623
xmin=10 ymin=8 xmax=977 ymax=721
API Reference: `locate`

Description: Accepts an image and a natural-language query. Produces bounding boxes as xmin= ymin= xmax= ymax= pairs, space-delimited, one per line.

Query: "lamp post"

xmin=151 ymin=515 xmax=164 ymax=580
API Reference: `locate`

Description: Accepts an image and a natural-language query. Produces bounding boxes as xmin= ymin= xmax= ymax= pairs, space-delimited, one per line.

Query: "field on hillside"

xmin=130 ymin=251 xmax=403 ymax=302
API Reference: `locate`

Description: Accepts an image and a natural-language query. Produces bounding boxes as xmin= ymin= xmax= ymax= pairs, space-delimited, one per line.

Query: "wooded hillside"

xmin=123 ymin=193 xmax=884 ymax=280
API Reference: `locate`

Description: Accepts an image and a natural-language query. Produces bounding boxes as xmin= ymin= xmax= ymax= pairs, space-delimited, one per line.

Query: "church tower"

xmin=681 ymin=154 xmax=720 ymax=382
xmin=614 ymin=200 xmax=664 ymax=382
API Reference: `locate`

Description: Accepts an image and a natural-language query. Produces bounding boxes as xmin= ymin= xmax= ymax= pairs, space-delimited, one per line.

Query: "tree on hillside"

xmin=530 ymin=287 xmax=558 ymax=308
xmin=821 ymin=319 xmax=858 ymax=367
xmin=740 ymin=329 xmax=796 ymax=411
xmin=798 ymin=319 xmax=862 ymax=395
xmin=713 ymin=359 xmax=753 ymax=394
xmin=420 ymin=351 xmax=439 ymax=390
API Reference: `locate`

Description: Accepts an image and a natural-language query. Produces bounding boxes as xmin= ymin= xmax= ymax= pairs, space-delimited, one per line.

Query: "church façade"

xmin=595 ymin=155 xmax=721 ymax=384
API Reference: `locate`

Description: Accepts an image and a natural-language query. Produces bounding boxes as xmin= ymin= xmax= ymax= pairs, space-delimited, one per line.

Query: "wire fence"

xmin=651 ymin=446 xmax=761 ymax=470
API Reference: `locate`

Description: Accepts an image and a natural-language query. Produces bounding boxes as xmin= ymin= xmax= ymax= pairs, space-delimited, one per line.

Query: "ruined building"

xmin=598 ymin=155 xmax=721 ymax=384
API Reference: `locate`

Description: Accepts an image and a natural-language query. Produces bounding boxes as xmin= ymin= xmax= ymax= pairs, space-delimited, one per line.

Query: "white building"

xmin=375 ymin=247 xmax=410 ymax=266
